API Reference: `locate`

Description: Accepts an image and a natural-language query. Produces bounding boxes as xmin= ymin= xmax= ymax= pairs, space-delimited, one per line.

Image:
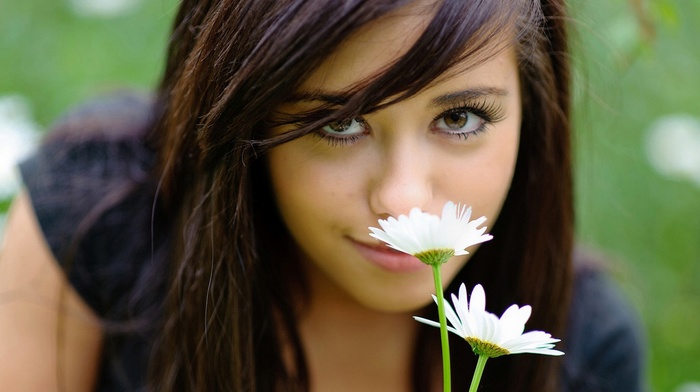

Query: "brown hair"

xmin=147 ymin=0 xmax=573 ymax=391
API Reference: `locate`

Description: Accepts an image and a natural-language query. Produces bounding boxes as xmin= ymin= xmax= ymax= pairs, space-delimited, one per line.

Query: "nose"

xmin=369 ymin=138 xmax=433 ymax=218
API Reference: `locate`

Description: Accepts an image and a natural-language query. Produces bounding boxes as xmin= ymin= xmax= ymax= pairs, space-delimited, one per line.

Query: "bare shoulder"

xmin=0 ymin=190 xmax=103 ymax=392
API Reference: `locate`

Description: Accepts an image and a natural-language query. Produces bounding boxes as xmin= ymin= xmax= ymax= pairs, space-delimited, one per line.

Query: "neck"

xmin=297 ymin=267 xmax=420 ymax=392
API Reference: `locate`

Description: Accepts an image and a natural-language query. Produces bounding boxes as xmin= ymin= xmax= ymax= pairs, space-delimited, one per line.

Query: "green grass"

xmin=0 ymin=0 xmax=176 ymax=125
xmin=1 ymin=0 xmax=698 ymax=390
xmin=572 ymin=1 xmax=700 ymax=390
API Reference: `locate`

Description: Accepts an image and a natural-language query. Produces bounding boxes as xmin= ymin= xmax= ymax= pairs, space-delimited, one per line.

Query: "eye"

xmin=321 ymin=117 xmax=366 ymax=136
xmin=433 ymin=108 xmax=487 ymax=136
xmin=316 ymin=117 xmax=368 ymax=146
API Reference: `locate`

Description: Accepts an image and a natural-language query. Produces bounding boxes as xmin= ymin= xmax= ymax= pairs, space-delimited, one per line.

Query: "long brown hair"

xmin=146 ymin=0 xmax=573 ymax=391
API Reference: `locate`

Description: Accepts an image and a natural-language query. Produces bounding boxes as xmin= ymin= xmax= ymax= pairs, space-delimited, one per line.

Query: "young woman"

xmin=0 ymin=0 xmax=646 ymax=391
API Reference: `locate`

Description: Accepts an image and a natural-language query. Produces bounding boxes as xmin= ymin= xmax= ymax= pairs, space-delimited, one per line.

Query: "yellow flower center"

xmin=465 ymin=337 xmax=510 ymax=358
xmin=414 ymin=248 xmax=455 ymax=266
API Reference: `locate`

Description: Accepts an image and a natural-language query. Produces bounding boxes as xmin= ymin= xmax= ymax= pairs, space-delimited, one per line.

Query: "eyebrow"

xmin=428 ymin=87 xmax=508 ymax=108
xmin=285 ymin=86 xmax=508 ymax=107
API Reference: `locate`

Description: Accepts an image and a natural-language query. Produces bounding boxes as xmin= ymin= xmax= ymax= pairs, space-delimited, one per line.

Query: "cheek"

xmin=482 ymin=136 xmax=518 ymax=211
xmin=266 ymin=144 xmax=316 ymax=231
xmin=266 ymin=141 xmax=361 ymax=239
xmin=443 ymin=126 xmax=520 ymax=223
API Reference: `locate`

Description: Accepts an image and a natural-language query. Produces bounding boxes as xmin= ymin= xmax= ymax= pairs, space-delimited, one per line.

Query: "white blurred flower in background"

xmin=646 ymin=114 xmax=700 ymax=188
xmin=0 ymin=95 xmax=40 ymax=200
xmin=676 ymin=382 xmax=700 ymax=392
xmin=68 ymin=0 xmax=143 ymax=18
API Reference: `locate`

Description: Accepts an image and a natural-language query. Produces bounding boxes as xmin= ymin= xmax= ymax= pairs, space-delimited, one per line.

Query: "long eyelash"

xmin=312 ymin=117 xmax=367 ymax=147
xmin=314 ymin=132 xmax=364 ymax=147
xmin=433 ymin=99 xmax=506 ymax=124
xmin=433 ymin=99 xmax=506 ymax=139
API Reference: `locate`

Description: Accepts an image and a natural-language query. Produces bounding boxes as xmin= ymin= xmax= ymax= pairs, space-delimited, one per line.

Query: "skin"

xmin=0 ymin=191 xmax=103 ymax=391
xmin=266 ymin=3 xmax=522 ymax=390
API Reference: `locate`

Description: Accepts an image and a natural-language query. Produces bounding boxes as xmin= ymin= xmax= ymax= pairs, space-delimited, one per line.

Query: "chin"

xmin=352 ymin=284 xmax=438 ymax=314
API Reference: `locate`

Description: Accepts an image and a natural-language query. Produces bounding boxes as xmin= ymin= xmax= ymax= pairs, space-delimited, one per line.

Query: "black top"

xmin=20 ymin=93 xmax=647 ymax=391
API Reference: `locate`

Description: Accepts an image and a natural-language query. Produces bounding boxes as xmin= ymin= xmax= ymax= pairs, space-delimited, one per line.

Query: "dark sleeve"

xmin=19 ymin=92 xmax=159 ymax=318
xmin=562 ymin=258 xmax=648 ymax=392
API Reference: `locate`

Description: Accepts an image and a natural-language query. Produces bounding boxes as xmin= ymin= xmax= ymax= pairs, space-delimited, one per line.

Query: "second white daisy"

xmin=415 ymin=283 xmax=564 ymax=358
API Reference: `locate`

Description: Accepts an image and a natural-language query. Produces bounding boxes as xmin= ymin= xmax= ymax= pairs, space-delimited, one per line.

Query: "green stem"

xmin=468 ymin=355 xmax=489 ymax=392
xmin=431 ymin=264 xmax=451 ymax=392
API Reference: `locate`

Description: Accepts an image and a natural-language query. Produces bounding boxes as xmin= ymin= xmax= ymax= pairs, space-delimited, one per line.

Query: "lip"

xmin=350 ymin=238 xmax=428 ymax=273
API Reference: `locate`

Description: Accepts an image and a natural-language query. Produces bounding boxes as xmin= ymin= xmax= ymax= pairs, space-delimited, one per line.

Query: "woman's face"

xmin=266 ymin=6 xmax=521 ymax=313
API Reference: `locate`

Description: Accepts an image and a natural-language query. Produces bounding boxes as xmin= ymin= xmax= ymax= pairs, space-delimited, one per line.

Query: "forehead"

xmin=298 ymin=0 xmax=517 ymax=95
xmin=299 ymin=1 xmax=436 ymax=92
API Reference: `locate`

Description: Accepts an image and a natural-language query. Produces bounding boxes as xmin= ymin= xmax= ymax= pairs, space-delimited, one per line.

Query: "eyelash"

xmin=314 ymin=100 xmax=505 ymax=147
xmin=432 ymin=100 xmax=506 ymax=140
xmin=320 ymin=130 xmax=366 ymax=148
xmin=313 ymin=116 xmax=368 ymax=147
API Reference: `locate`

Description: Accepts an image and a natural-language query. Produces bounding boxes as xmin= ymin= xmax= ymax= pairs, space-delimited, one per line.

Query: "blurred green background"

xmin=0 ymin=0 xmax=698 ymax=390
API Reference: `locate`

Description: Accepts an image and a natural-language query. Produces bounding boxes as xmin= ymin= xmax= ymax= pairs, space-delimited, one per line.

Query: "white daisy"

xmin=415 ymin=283 xmax=564 ymax=358
xmin=368 ymin=201 xmax=493 ymax=266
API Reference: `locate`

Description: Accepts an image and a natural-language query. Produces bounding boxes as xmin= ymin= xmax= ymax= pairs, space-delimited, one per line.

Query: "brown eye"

xmin=444 ymin=111 xmax=468 ymax=129
xmin=433 ymin=108 xmax=487 ymax=138
xmin=321 ymin=117 xmax=366 ymax=135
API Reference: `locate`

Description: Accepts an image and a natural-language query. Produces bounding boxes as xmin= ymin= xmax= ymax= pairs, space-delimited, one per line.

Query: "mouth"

xmin=349 ymin=238 xmax=428 ymax=273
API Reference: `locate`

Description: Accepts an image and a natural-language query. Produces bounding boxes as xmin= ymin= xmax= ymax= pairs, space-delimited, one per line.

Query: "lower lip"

xmin=351 ymin=239 xmax=428 ymax=273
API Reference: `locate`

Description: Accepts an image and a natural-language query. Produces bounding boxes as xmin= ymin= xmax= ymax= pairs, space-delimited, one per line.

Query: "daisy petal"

xmin=415 ymin=283 xmax=565 ymax=358
xmin=368 ymin=201 xmax=493 ymax=263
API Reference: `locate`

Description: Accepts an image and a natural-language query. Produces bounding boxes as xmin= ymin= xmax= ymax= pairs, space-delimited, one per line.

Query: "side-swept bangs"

xmin=256 ymin=0 xmax=544 ymax=151
xmin=167 ymin=0 xmax=545 ymax=168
